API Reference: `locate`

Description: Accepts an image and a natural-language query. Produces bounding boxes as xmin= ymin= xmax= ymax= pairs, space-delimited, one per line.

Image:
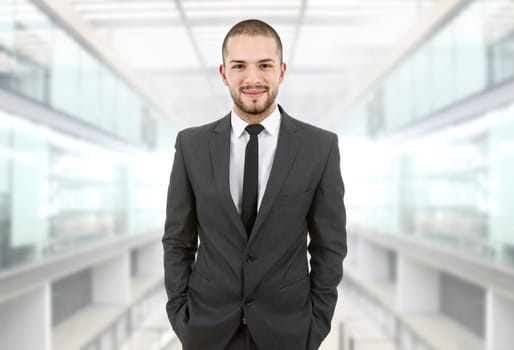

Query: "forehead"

xmin=224 ymin=34 xmax=279 ymax=59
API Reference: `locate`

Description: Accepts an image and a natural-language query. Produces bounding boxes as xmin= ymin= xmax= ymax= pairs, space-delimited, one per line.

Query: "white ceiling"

xmin=66 ymin=0 xmax=438 ymax=130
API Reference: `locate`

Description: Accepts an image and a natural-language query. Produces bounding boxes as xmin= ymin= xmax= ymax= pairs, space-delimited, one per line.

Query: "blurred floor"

xmin=118 ymin=292 xmax=177 ymax=350
xmin=321 ymin=287 xmax=397 ymax=350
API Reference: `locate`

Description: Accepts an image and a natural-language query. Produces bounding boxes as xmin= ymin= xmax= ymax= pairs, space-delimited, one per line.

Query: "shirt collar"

xmin=231 ymin=105 xmax=281 ymax=138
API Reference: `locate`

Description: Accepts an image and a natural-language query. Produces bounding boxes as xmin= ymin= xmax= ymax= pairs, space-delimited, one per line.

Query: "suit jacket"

xmin=163 ymin=106 xmax=347 ymax=350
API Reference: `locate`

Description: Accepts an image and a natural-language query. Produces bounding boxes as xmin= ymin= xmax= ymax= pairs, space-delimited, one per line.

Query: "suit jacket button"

xmin=242 ymin=317 xmax=247 ymax=325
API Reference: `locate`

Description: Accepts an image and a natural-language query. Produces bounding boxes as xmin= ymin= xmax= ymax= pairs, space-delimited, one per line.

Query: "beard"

xmin=230 ymin=85 xmax=278 ymax=116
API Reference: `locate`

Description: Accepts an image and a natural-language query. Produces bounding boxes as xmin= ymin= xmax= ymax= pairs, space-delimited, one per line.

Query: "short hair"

xmin=222 ymin=19 xmax=283 ymax=64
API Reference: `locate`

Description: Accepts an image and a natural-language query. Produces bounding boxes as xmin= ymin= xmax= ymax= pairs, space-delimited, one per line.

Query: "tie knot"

xmin=245 ymin=124 xmax=264 ymax=136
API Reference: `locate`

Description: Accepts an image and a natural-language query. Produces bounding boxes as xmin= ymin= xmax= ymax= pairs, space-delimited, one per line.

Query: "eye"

xmin=261 ymin=63 xmax=273 ymax=69
xmin=232 ymin=64 xmax=244 ymax=69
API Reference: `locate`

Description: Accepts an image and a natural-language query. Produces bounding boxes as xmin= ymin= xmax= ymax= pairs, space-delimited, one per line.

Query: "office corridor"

xmin=1 ymin=0 xmax=514 ymax=349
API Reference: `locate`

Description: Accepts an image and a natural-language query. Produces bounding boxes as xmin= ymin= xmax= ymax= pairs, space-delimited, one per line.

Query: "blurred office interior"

xmin=0 ymin=0 xmax=513 ymax=349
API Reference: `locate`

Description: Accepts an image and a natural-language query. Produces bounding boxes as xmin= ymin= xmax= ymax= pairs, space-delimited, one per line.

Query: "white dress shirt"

xmin=229 ymin=106 xmax=281 ymax=214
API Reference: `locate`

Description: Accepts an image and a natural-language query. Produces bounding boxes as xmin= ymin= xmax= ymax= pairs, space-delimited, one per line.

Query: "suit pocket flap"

xmin=279 ymin=186 xmax=313 ymax=200
xmin=280 ymin=273 xmax=309 ymax=290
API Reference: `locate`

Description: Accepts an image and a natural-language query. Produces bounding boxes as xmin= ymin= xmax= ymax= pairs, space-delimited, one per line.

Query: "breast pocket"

xmin=280 ymin=186 xmax=314 ymax=202
xmin=276 ymin=187 xmax=315 ymax=235
xmin=279 ymin=187 xmax=314 ymax=214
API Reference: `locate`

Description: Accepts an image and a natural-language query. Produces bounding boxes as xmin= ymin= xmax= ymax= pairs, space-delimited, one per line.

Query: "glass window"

xmin=349 ymin=0 xmax=513 ymax=140
xmin=50 ymin=30 xmax=79 ymax=117
xmin=490 ymin=33 xmax=514 ymax=84
xmin=114 ymin=84 xmax=131 ymax=140
xmin=0 ymin=112 xmax=11 ymax=268
xmin=347 ymin=102 xmax=514 ymax=268
xmin=487 ymin=104 xmax=514 ymax=265
xmin=0 ymin=109 xmax=172 ymax=272
xmin=98 ymin=66 xmax=117 ymax=133
xmin=49 ymin=140 xmax=122 ymax=247
xmin=481 ymin=0 xmax=514 ymax=84
xmin=77 ymin=50 xmax=101 ymax=124
xmin=430 ymin=23 xmax=455 ymax=112
xmin=339 ymin=0 xmax=514 ymax=272
xmin=156 ymin=112 xmax=175 ymax=150
xmin=0 ymin=0 xmax=176 ymax=274
xmin=412 ymin=45 xmax=432 ymax=120
xmin=383 ymin=59 xmax=414 ymax=131
xmin=401 ymin=136 xmax=487 ymax=243
xmin=11 ymin=118 xmax=49 ymax=257
xmin=0 ymin=113 xmax=9 ymax=196
xmin=0 ymin=0 xmax=15 ymax=50
xmin=1 ymin=0 xmax=170 ymax=147
xmin=382 ymin=72 xmax=399 ymax=132
xmin=116 ymin=86 xmax=141 ymax=144
xmin=340 ymin=98 xmax=370 ymax=138
xmin=0 ymin=0 xmax=16 ymax=89
xmin=398 ymin=57 xmax=415 ymax=127
xmin=11 ymin=0 xmax=53 ymax=102
xmin=454 ymin=2 xmax=487 ymax=100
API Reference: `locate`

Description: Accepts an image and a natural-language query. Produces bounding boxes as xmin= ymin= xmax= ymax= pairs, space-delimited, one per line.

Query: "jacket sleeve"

xmin=307 ymin=133 xmax=347 ymax=346
xmin=162 ymin=131 xmax=198 ymax=327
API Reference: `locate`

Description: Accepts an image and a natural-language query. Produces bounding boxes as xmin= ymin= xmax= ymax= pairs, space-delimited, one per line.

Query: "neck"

xmin=234 ymin=103 xmax=276 ymax=124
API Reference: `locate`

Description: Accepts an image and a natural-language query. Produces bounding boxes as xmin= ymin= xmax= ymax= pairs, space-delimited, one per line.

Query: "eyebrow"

xmin=229 ymin=58 xmax=276 ymax=64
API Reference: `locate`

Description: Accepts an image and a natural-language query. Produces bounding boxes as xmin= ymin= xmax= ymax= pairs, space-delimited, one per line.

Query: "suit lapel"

xmin=249 ymin=108 xmax=301 ymax=243
xmin=209 ymin=114 xmax=247 ymax=241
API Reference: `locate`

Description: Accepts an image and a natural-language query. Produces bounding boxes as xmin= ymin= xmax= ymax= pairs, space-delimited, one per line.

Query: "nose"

xmin=244 ymin=65 xmax=262 ymax=86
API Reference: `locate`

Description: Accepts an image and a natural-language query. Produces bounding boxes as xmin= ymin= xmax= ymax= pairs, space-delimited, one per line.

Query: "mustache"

xmin=240 ymin=85 xmax=268 ymax=92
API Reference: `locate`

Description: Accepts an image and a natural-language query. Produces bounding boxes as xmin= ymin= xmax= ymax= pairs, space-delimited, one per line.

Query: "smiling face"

xmin=219 ymin=34 xmax=286 ymax=123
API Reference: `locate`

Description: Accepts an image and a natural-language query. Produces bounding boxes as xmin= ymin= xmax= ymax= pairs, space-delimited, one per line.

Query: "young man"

xmin=163 ymin=19 xmax=347 ymax=350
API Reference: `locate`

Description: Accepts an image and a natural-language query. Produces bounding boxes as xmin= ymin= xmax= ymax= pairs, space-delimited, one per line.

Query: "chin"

xmin=248 ymin=106 xmax=268 ymax=115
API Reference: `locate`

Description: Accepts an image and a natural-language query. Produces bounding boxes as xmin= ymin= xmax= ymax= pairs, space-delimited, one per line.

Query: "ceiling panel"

xmin=66 ymin=0 xmax=438 ymax=128
xmin=110 ymin=26 xmax=201 ymax=69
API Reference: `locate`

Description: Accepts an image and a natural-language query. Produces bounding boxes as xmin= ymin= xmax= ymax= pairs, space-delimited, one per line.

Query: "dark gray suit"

xmin=163 ymin=106 xmax=347 ymax=350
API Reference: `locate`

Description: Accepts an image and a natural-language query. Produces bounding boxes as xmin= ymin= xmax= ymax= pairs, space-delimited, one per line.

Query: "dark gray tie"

xmin=241 ymin=124 xmax=264 ymax=236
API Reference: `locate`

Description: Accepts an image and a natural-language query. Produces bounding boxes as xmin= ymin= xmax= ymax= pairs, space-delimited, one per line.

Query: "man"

xmin=163 ymin=19 xmax=347 ymax=350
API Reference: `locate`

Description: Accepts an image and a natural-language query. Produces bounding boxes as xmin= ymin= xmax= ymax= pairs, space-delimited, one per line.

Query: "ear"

xmin=219 ymin=64 xmax=228 ymax=86
xmin=279 ymin=62 xmax=287 ymax=84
